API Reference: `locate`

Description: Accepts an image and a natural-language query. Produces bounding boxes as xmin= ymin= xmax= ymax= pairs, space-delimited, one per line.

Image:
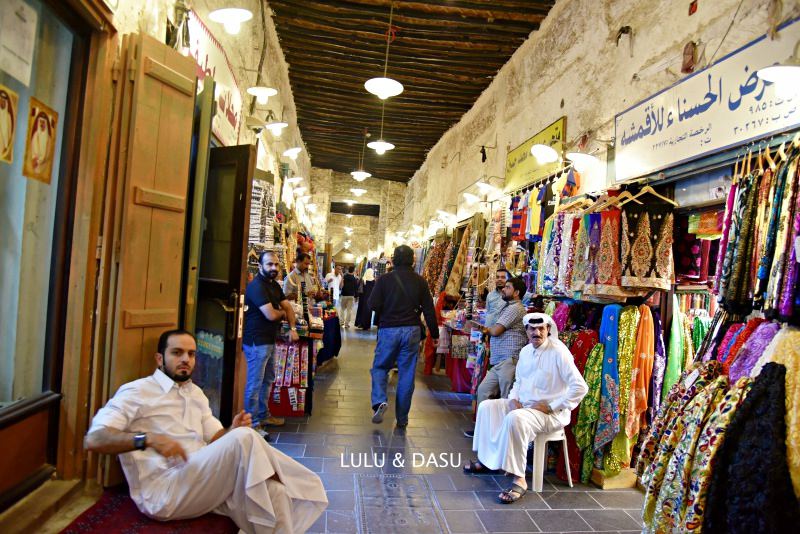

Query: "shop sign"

xmin=615 ymin=18 xmax=800 ymax=183
xmin=504 ymin=116 xmax=566 ymax=191
xmin=187 ymin=10 xmax=242 ymax=146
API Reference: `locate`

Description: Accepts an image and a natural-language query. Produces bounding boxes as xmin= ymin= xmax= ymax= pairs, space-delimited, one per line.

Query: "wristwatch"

xmin=133 ymin=433 xmax=147 ymax=451
xmin=290 ymin=327 xmax=297 ymax=331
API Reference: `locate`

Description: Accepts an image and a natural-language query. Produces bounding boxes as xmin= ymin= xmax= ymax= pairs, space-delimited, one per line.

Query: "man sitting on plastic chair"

xmin=463 ymin=313 xmax=588 ymax=504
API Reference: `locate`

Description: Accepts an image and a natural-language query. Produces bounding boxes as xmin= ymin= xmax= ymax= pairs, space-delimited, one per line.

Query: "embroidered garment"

xmin=593 ymin=209 xmax=630 ymax=297
xmin=604 ymin=305 xmax=641 ymax=475
xmin=541 ymin=215 xmax=562 ymax=294
xmin=704 ymin=363 xmax=800 ymax=533
xmin=727 ymin=321 xmax=780 ymax=382
xmin=749 ymin=168 xmax=775 ymax=296
xmin=621 ymin=202 xmax=675 ymax=290
xmin=765 ymin=158 xmax=799 ymax=313
xmin=718 ymin=181 xmax=747 ymax=301
xmin=778 ymin=195 xmax=800 ymax=320
xmin=582 ymin=213 xmax=603 ymax=294
xmin=575 ymin=342 xmax=604 ymax=483
xmin=713 ymin=181 xmax=738 ymax=294
xmin=626 ymin=305 xmax=654 ymax=438
xmin=648 ymin=310 xmax=667 ymax=423
xmin=721 ymin=318 xmax=765 ymax=375
xmin=765 ymin=326 xmax=800 ymax=497
xmin=645 ymin=376 xmax=729 ymax=533
xmin=663 ymin=295 xmax=684 ymax=400
xmin=569 ymin=215 xmax=591 ymax=293
xmin=594 ymin=304 xmax=622 ymax=452
xmin=637 ymin=361 xmax=722 ymax=483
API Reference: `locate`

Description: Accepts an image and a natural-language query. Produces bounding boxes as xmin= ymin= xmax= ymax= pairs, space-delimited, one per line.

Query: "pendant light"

xmin=757 ymin=40 xmax=800 ymax=100
xmin=530 ymin=144 xmax=559 ymax=164
xmin=364 ymin=3 xmax=403 ymax=100
xmin=247 ymin=86 xmax=277 ymax=105
xmin=350 ymin=188 xmax=367 ymax=197
xmin=351 ymin=129 xmax=372 ymax=182
xmin=283 ymin=147 xmax=302 ymax=160
xmin=208 ymin=8 xmax=252 ymax=35
xmin=566 ymin=152 xmax=601 ymax=173
xmin=367 ymin=101 xmax=396 ymax=155
xmin=264 ymin=109 xmax=288 ymax=138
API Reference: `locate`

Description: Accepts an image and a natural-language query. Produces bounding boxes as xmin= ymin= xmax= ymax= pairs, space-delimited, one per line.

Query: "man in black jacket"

xmin=368 ymin=245 xmax=439 ymax=428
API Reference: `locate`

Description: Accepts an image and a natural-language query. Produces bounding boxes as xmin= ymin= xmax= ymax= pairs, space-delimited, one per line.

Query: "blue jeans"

xmin=243 ymin=343 xmax=276 ymax=425
xmin=370 ymin=326 xmax=421 ymax=425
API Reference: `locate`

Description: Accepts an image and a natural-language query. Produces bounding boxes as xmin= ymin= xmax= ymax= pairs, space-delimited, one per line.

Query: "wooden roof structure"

xmin=269 ymin=0 xmax=555 ymax=183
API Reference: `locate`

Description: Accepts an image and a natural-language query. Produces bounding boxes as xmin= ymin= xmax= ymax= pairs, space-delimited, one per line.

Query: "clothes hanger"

xmin=765 ymin=145 xmax=777 ymax=172
xmin=779 ymin=141 xmax=788 ymax=162
xmin=757 ymin=147 xmax=764 ymax=174
xmin=793 ymin=131 xmax=800 ymax=148
xmin=619 ymin=185 xmax=679 ymax=207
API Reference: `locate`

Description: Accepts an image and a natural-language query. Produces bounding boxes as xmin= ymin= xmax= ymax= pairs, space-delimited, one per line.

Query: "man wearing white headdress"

xmin=463 ymin=312 xmax=588 ymax=504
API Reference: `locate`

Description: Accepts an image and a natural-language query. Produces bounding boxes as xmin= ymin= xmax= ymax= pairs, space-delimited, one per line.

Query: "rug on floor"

xmin=60 ymin=485 xmax=238 ymax=533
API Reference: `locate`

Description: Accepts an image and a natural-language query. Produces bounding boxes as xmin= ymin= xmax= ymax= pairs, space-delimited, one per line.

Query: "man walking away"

xmin=368 ymin=245 xmax=439 ymax=428
xmin=340 ymin=266 xmax=358 ymax=328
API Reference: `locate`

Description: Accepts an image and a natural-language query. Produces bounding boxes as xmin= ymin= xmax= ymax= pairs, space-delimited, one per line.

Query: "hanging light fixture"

xmin=247 ymin=86 xmax=277 ymax=105
xmin=530 ymin=143 xmax=559 ymax=164
xmin=346 ymin=214 xmax=353 ymax=219
xmin=463 ymin=192 xmax=480 ymax=204
xmin=364 ymin=3 xmax=403 ymax=100
xmin=350 ymin=188 xmax=367 ymax=197
xmin=351 ymin=129 xmax=372 ymax=182
xmin=208 ymin=8 xmax=252 ymax=35
xmin=344 ymin=199 xmax=356 ymax=206
xmin=264 ymin=109 xmax=288 ymax=138
xmin=566 ymin=152 xmax=601 ymax=173
xmin=283 ymin=147 xmax=302 ymax=160
xmin=757 ymin=40 xmax=800 ymax=99
xmin=367 ymin=102 xmax=396 ymax=155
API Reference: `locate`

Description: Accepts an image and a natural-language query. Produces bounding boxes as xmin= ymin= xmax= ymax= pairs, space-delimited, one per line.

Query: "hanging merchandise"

xmin=620 ymin=202 xmax=675 ymax=290
xmin=445 ymin=223 xmax=471 ymax=297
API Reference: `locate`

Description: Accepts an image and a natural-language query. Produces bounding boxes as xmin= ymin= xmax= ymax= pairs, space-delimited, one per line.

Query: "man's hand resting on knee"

xmin=231 ymin=410 xmax=252 ymax=429
xmin=148 ymin=434 xmax=188 ymax=462
xmin=508 ymin=398 xmax=522 ymax=410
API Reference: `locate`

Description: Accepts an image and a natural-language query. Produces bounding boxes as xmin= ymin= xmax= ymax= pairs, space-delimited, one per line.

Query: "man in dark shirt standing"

xmin=243 ymin=251 xmax=300 ymax=434
xmin=340 ymin=266 xmax=358 ymax=328
xmin=368 ymin=245 xmax=439 ymax=428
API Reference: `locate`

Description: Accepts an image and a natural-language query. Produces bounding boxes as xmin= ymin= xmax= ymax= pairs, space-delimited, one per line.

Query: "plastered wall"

xmin=403 ymin=0 xmax=798 ymax=232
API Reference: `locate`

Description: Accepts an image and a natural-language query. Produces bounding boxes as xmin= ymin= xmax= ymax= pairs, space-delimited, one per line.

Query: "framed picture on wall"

xmin=0 ymin=83 xmax=18 ymax=164
xmin=22 ymin=97 xmax=57 ymax=183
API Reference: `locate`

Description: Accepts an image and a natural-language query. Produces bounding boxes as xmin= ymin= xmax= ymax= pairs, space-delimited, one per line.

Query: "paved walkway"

xmin=276 ymin=328 xmax=645 ymax=534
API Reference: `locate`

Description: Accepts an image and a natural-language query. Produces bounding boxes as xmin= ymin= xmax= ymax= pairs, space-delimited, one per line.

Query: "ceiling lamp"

xmin=208 ymin=8 xmax=252 ymax=35
xmin=475 ymin=181 xmax=495 ymax=194
xmin=367 ymin=101 xmax=396 ymax=155
xmin=463 ymin=192 xmax=480 ymax=204
xmin=364 ymin=4 xmax=403 ymax=100
xmin=286 ymin=176 xmax=303 ymax=184
xmin=247 ymin=86 xmax=277 ymax=105
xmin=530 ymin=143 xmax=559 ymax=164
xmin=264 ymin=109 xmax=288 ymax=138
xmin=344 ymin=199 xmax=356 ymax=206
xmin=566 ymin=152 xmax=601 ymax=173
xmin=346 ymin=214 xmax=353 ymax=219
xmin=283 ymin=147 xmax=302 ymax=160
xmin=351 ymin=128 xmax=372 ymax=181
xmin=350 ymin=188 xmax=367 ymax=197
xmin=757 ymin=40 xmax=800 ymax=99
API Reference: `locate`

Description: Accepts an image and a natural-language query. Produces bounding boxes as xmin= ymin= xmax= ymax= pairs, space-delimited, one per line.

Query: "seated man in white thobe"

xmin=85 ymin=329 xmax=328 ymax=533
xmin=463 ymin=313 xmax=588 ymax=504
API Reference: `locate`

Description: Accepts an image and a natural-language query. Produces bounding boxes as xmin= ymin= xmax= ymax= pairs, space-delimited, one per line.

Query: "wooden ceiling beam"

xmin=303 ymin=0 xmax=553 ymax=23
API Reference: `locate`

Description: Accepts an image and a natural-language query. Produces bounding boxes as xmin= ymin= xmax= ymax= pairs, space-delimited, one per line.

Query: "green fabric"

xmin=691 ymin=315 xmax=712 ymax=354
xmin=575 ymin=343 xmax=604 ymax=483
xmin=662 ymin=295 xmax=684 ymax=402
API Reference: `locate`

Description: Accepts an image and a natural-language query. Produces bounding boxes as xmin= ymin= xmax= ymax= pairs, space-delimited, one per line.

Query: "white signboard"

xmin=615 ymin=18 xmax=800 ymax=183
xmin=0 ymin=0 xmax=37 ymax=87
xmin=187 ymin=11 xmax=242 ymax=146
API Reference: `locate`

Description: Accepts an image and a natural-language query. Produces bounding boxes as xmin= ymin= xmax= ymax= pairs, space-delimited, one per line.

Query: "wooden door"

xmin=106 ymin=33 xmax=197 ymax=401
xmin=191 ymin=144 xmax=255 ymax=426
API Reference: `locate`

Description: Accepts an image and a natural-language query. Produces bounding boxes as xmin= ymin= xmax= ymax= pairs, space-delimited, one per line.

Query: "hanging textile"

xmin=575 ymin=342 xmax=604 ymax=483
xmin=620 ymin=202 xmax=675 ymax=290
xmin=663 ymin=295 xmax=684 ymax=400
xmin=727 ymin=321 xmax=779 ymax=381
xmin=648 ymin=309 xmax=667 ymax=423
xmin=720 ymin=317 xmax=765 ymax=374
xmin=703 ymin=363 xmax=800 ymax=533
xmin=626 ymin=305 xmax=655 ymax=438
xmin=594 ymin=304 xmax=622 ymax=452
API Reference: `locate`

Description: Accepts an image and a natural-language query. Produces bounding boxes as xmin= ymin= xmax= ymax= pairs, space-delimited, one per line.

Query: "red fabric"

xmin=555 ymin=329 xmax=599 ymax=485
xmin=722 ymin=317 xmax=766 ymax=375
xmin=423 ymin=291 xmax=448 ymax=375
xmin=446 ymin=354 xmax=473 ymax=393
xmin=61 ymin=485 xmax=237 ymax=533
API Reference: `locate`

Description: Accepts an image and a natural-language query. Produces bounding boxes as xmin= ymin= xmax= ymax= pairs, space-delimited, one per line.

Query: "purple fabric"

xmin=778 ymin=205 xmax=800 ymax=319
xmin=728 ymin=322 xmax=781 ymax=382
xmin=719 ymin=325 xmax=746 ymax=363
xmin=714 ymin=183 xmax=738 ymax=294
xmin=647 ymin=309 xmax=667 ymax=424
xmin=553 ymin=302 xmax=570 ymax=332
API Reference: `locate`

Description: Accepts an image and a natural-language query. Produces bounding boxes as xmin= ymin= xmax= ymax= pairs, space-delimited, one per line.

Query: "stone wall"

xmin=403 ymin=0 xmax=798 ymax=232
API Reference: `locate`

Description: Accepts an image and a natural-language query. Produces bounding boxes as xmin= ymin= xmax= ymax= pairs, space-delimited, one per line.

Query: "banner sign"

xmin=615 ymin=19 xmax=800 ymax=183
xmin=188 ymin=11 xmax=242 ymax=146
xmin=505 ymin=116 xmax=566 ymax=191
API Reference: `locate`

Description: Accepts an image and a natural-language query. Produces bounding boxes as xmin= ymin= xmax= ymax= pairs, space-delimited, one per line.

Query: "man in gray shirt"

xmin=476 ymin=277 xmax=527 ymax=404
xmin=483 ymin=268 xmax=510 ymax=329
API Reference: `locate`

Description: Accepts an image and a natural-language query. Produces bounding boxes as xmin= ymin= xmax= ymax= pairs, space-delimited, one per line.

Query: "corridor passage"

xmin=276 ymin=329 xmax=644 ymax=534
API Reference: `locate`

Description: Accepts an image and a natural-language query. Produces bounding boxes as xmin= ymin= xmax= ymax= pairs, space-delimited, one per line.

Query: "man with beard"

xmin=475 ymin=277 xmax=528 ymax=402
xmin=483 ymin=269 xmax=510 ymax=329
xmin=85 ymin=329 xmax=327 ymax=531
xmin=464 ymin=313 xmax=588 ymax=504
xmin=283 ymin=252 xmax=320 ymax=306
xmin=243 ymin=250 xmax=300 ymax=432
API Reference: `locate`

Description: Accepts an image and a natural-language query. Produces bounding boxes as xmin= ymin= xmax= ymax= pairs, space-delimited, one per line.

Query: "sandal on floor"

xmin=498 ymin=484 xmax=527 ymax=504
xmin=463 ymin=460 xmax=493 ymax=474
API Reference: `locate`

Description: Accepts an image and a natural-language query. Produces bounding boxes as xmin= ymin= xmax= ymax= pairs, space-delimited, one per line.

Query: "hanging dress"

xmin=620 ymin=202 xmax=675 ymax=290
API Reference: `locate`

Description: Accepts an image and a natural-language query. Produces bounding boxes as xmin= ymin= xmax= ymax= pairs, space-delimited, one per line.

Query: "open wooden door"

xmin=191 ymin=144 xmax=255 ymax=426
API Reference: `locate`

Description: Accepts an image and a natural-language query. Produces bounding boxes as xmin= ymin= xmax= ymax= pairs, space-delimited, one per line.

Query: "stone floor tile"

xmin=527 ymin=509 xmax=592 ymax=532
xmin=577 ymin=509 xmax=642 ymax=531
xmin=442 ymin=510 xmax=486 ymax=533
xmin=433 ymin=490 xmax=483 ymax=511
xmin=476 ymin=510 xmax=539 ymax=532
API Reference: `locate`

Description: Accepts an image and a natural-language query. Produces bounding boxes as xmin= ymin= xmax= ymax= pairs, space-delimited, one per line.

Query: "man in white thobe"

xmin=85 ymin=329 xmax=327 ymax=533
xmin=464 ymin=313 xmax=588 ymax=504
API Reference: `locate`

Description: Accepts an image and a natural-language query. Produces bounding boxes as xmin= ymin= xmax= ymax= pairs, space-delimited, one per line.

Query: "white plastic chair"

xmin=530 ymin=428 xmax=573 ymax=492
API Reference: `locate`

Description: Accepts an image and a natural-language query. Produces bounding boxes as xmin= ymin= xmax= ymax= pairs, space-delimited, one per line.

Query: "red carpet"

xmin=60 ymin=485 xmax=238 ymax=533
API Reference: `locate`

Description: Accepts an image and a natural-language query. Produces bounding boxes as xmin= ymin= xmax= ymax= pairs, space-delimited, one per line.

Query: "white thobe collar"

xmin=153 ymin=368 xmax=192 ymax=393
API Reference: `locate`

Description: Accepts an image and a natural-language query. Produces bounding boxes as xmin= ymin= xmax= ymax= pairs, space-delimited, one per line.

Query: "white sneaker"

xmin=372 ymin=402 xmax=388 ymax=423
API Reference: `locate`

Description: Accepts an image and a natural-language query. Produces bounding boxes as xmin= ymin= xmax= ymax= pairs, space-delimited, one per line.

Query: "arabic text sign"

xmin=505 ymin=116 xmax=566 ymax=191
xmin=188 ymin=11 xmax=242 ymax=146
xmin=615 ymin=19 xmax=800 ymax=183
